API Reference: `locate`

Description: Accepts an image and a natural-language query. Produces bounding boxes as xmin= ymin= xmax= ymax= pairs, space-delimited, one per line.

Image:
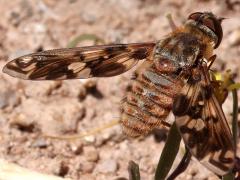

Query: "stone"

xmin=84 ymin=146 xmax=99 ymax=162
xmin=79 ymin=161 xmax=95 ymax=173
xmin=96 ymin=159 xmax=118 ymax=174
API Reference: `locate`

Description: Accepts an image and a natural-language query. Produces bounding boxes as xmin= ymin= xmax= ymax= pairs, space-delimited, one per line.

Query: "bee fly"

xmin=3 ymin=12 xmax=235 ymax=175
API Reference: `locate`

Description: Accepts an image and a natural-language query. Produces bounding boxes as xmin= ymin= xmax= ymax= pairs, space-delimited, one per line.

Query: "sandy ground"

xmin=0 ymin=0 xmax=239 ymax=180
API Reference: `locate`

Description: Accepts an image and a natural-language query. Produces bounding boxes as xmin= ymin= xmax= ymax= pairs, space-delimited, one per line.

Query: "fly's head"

xmin=186 ymin=12 xmax=224 ymax=48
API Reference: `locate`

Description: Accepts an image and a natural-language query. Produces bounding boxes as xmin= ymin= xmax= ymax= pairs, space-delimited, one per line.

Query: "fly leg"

xmin=166 ymin=13 xmax=178 ymax=31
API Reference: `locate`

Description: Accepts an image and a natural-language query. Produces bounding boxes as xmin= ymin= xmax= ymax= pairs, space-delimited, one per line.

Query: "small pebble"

xmin=70 ymin=142 xmax=83 ymax=155
xmin=32 ymin=138 xmax=48 ymax=148
xmin=81 ymin=12 xmax=97 ymax=24
xmin=10 ymin=113 xmax=35 ymax=133
xmin=83 ymin=135 xmax=96 ymax=145
xmin=0 ymin=90 xmax=20 ymax=109
xmin=84 ymin=146 xmax=99 ymax=162
xmin=96 ymin=159 xmax=118 ymax=173
xmin=79 ymin=161 xmax=95 ymax=173
xmin=0 ymin=95 xmax=8 ymax=109
xmin=95 ymin=130 xmax=115 ymax=147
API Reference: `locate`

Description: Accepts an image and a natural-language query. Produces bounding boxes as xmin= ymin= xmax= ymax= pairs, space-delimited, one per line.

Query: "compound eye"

xmin=188 ymin=12 xmax=203 ymax=21
xmin=202 ymin=18 xmax=215 ymax=32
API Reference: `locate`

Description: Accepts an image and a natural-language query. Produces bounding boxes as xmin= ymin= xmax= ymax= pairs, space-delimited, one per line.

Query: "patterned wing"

xmin=173 ymin=65 xmax=235 ymax=175
xmin=3 ymin=42 xmax=155 ymax=80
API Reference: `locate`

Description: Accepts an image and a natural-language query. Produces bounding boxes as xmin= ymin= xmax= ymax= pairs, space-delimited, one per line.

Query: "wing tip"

xmin=2 ymin=64 xmax=28 ymax=80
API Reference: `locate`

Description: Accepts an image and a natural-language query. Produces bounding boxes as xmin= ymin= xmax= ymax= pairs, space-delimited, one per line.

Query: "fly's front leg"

xmin=166 ymin=14 xmax=178 ymax=32
xmin=207 ymin=54 xmax=217 ymax=69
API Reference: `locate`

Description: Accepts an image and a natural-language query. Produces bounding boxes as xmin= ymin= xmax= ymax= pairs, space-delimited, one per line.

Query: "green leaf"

xmin=154 ymin=123 xmax=181 ymax=180
xmin=167 ymin=148 xmax=191 ymax=179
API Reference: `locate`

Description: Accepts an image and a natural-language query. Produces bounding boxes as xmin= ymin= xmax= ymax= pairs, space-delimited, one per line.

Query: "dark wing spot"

xmin=45 ymin=65 xmax=69 ymax=79
xmin=105 ymin=45 xmax=128 ymax=54
xmin=97 ymin=56 xmax=106 ymax=62
xmin=6 ymin=64 xmax=26 ymax=74
xmin=188 ymin=136 xmax=196 ymax=148
xmin=188 ymin=105 xmax=203 ymax=119
xmin=180 ymin=125 xmax=193 ymax=134
xmin=66 ymin=71 xmax=78 ymax=79
xmin=202 ymin=85 xmax=213 ymax=100
xmin=79 ymin=54 xmax=85 ymax=61
xmin=131 ymin=48 xmax=149 ymax=60
xmin=30 ymin=61 xmax=70 ymax=79
xmin=92 ymin=62 xmax=126 ymax=77
xmin=173 ymin=94 xmax=189 ymax=116
xmin=187 ymin=75 xmax=201 ymax=85
xmin=173 ymin=67 xmax=183 ymax=76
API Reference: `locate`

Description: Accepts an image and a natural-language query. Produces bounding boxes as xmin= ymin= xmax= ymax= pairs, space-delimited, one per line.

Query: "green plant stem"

xmin=155 ymin=122 xmax=181 ymax=180
xmin=128 ymin=161 xmax=141 ymax=180
xmin=223 ymin=79 xmax=238 ymax=180
xmin=228 ymin=83 xmax=240 ymax=91
xmin=231 ymin=81 xmax=238 ymax=149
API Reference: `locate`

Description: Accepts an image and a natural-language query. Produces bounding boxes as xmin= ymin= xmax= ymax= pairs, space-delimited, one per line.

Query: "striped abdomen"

xmin=120 ymin=60 xmax=184 ymax=137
